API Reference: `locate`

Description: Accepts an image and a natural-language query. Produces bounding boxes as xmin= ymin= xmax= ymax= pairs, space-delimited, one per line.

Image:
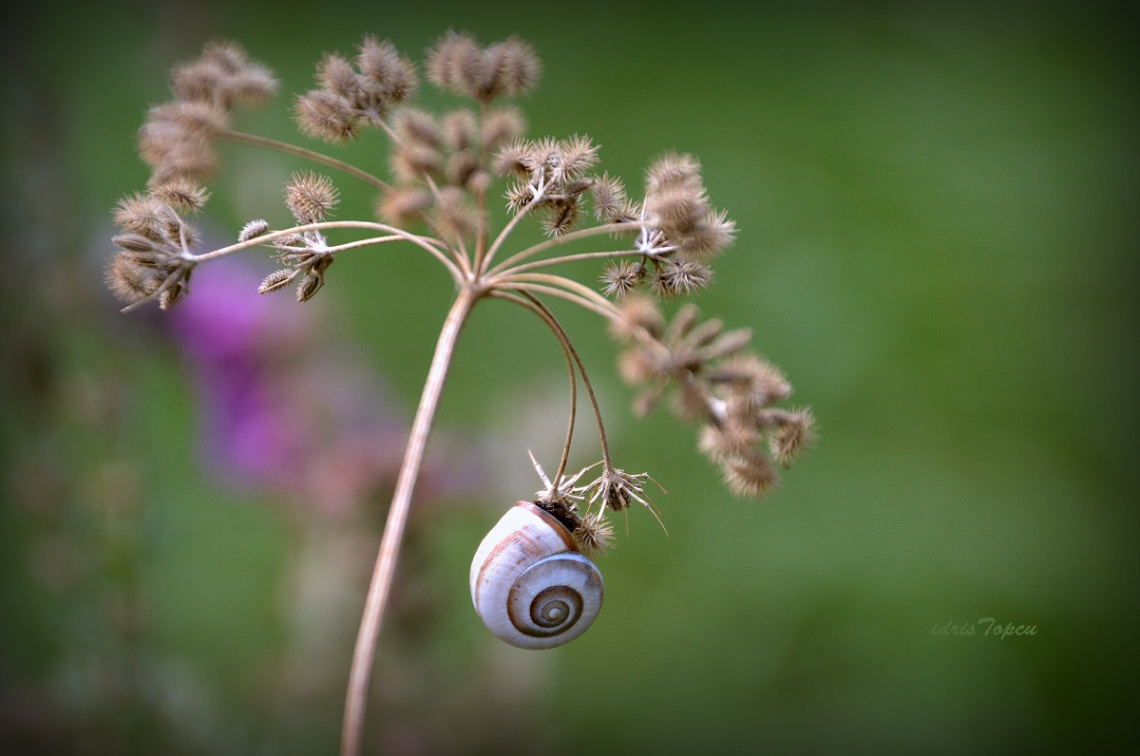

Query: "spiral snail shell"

xmin=470 ymin=501 xmax=604 ymax=649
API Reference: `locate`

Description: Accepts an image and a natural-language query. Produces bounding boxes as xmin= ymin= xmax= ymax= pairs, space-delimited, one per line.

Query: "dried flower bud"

xmin=708 ymin=355 xmax=792 ymax=405
xmin=105 ymin=255 xmax=155 ymax=303
xmin=646 ymin=152 xmax=702 ymax=194
xmin=541 ymin=199 xmax=581 ymax=237
xmin=138 ymin=100 xmax=227 ymax=184
xmin=555 ymin=135 xmax=599 ymax=182
xmin=675 ymin=209 xmax=736 ymax=260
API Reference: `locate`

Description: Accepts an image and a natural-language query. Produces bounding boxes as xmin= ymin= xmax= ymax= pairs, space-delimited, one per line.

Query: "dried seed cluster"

xmin=140 ymin=41 xmax=277 ymax=184
xmin=107 ymin=185 xmax=202 ymax=309
xmin=613 ymin=296 xmax=815 ymax=495
xmin=498 ymin=135 xmax=600 ymax=236
xmin=295 ymin=35 xmax=418 ymax=143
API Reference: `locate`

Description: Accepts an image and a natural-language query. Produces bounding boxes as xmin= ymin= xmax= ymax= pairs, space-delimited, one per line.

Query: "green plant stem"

xmin=341 ymin=287 xmax=479 ymax=756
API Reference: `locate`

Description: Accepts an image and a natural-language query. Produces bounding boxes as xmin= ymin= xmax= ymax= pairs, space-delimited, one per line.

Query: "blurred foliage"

xmin=2 ymin=0 xmax=1138 ymax=753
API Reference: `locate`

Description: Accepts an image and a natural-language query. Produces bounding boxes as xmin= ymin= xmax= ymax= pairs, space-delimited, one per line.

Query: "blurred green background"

xmin=3 ymin=0 xmax=1137 ymax=753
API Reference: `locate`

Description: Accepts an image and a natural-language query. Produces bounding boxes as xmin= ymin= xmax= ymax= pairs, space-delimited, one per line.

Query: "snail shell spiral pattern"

xmin=470 ymin=501 xmax=604 ymax=649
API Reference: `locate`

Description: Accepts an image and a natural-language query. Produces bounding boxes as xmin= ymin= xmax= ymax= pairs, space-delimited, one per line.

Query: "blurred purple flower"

xmin=165 ymin=255 xmax=467 ymax=515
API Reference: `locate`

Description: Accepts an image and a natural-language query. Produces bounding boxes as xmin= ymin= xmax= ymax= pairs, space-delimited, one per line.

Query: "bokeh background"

xmin=3 ymin=0 xmax=1137 ymax=753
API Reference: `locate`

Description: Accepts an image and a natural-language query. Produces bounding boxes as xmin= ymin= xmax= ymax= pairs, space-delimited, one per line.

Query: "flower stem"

xmin=222 ymin=130 xmax=391 ymax=191
xmin=341 ymin=287 xmax=479 ymax=756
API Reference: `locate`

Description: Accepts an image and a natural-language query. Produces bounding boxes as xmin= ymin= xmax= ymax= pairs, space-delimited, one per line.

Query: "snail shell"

xmin=470 ymin=501 xmax=604 ymax=649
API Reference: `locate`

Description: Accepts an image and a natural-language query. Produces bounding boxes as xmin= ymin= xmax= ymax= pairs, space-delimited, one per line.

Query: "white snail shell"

xmin=470 ymin=501 xmax=604 ymax=649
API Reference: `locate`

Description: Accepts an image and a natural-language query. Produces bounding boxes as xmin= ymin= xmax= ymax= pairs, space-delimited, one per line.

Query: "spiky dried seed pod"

xmin=285 ymin=171 xmax=339 ymax=224
xmin=317 ymin=53 xmax=360 ymax=98
xmin=708 ymin=355 xmax=792 ymax=405
xmin=494 ymin=36 xmax=541 ymax=96
xmin=492 ymin=140 xmax=530 ymax=177
xmin=425 ymin=31 xmax=483 ymax=97
xmin=646 ymin=152 xmax=702 ymax=193
xmin=573 ymin=512 xmax=615 ymax=556
xmin=721 ymin=452 xmax=779 ymax=497
xmin=601 ymin=259 xmax=644 ymax=298
xmin=392 ymin=107 xmax=441 ymax=148
xmin=258 ymin=268 xmax=297 ymax=294
xmin=698 ymin=423 xmax=756 ymax=460
xmin=675 ymin=209 xmax=736 ymax=260
xmin=138 ymin=100 xmax=227 ymax=184
xmin=105 ymin=256 xmax=155 ymax=303
xmin=295 ymin=89 xmax=361 ymax=143
xmin=555 ymin=135 xmax=599 ymax=182
xmin=170 ymin=40 xmax=278 ymax=109
xmin=238 ymin=219 xmax=270 ymax=242
xmin=652 ymin=258 xmax=712 ymax=297
xmin=150 ymin=179 xmax=209 ymax=214
xmin=590 ymin=172 xmax=627 ymax=222
xmin=541 ymin=199 xmax=581 ymax=237
xmin=447 ymin=150 xmax=480 ymax=187
xmin=442 ymin=110 xmax=477 ymax=151
xmin=356 ymin=35 xmax=418 ymax=104
xmin=768 ymin=408 xmax=816 ymax=467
